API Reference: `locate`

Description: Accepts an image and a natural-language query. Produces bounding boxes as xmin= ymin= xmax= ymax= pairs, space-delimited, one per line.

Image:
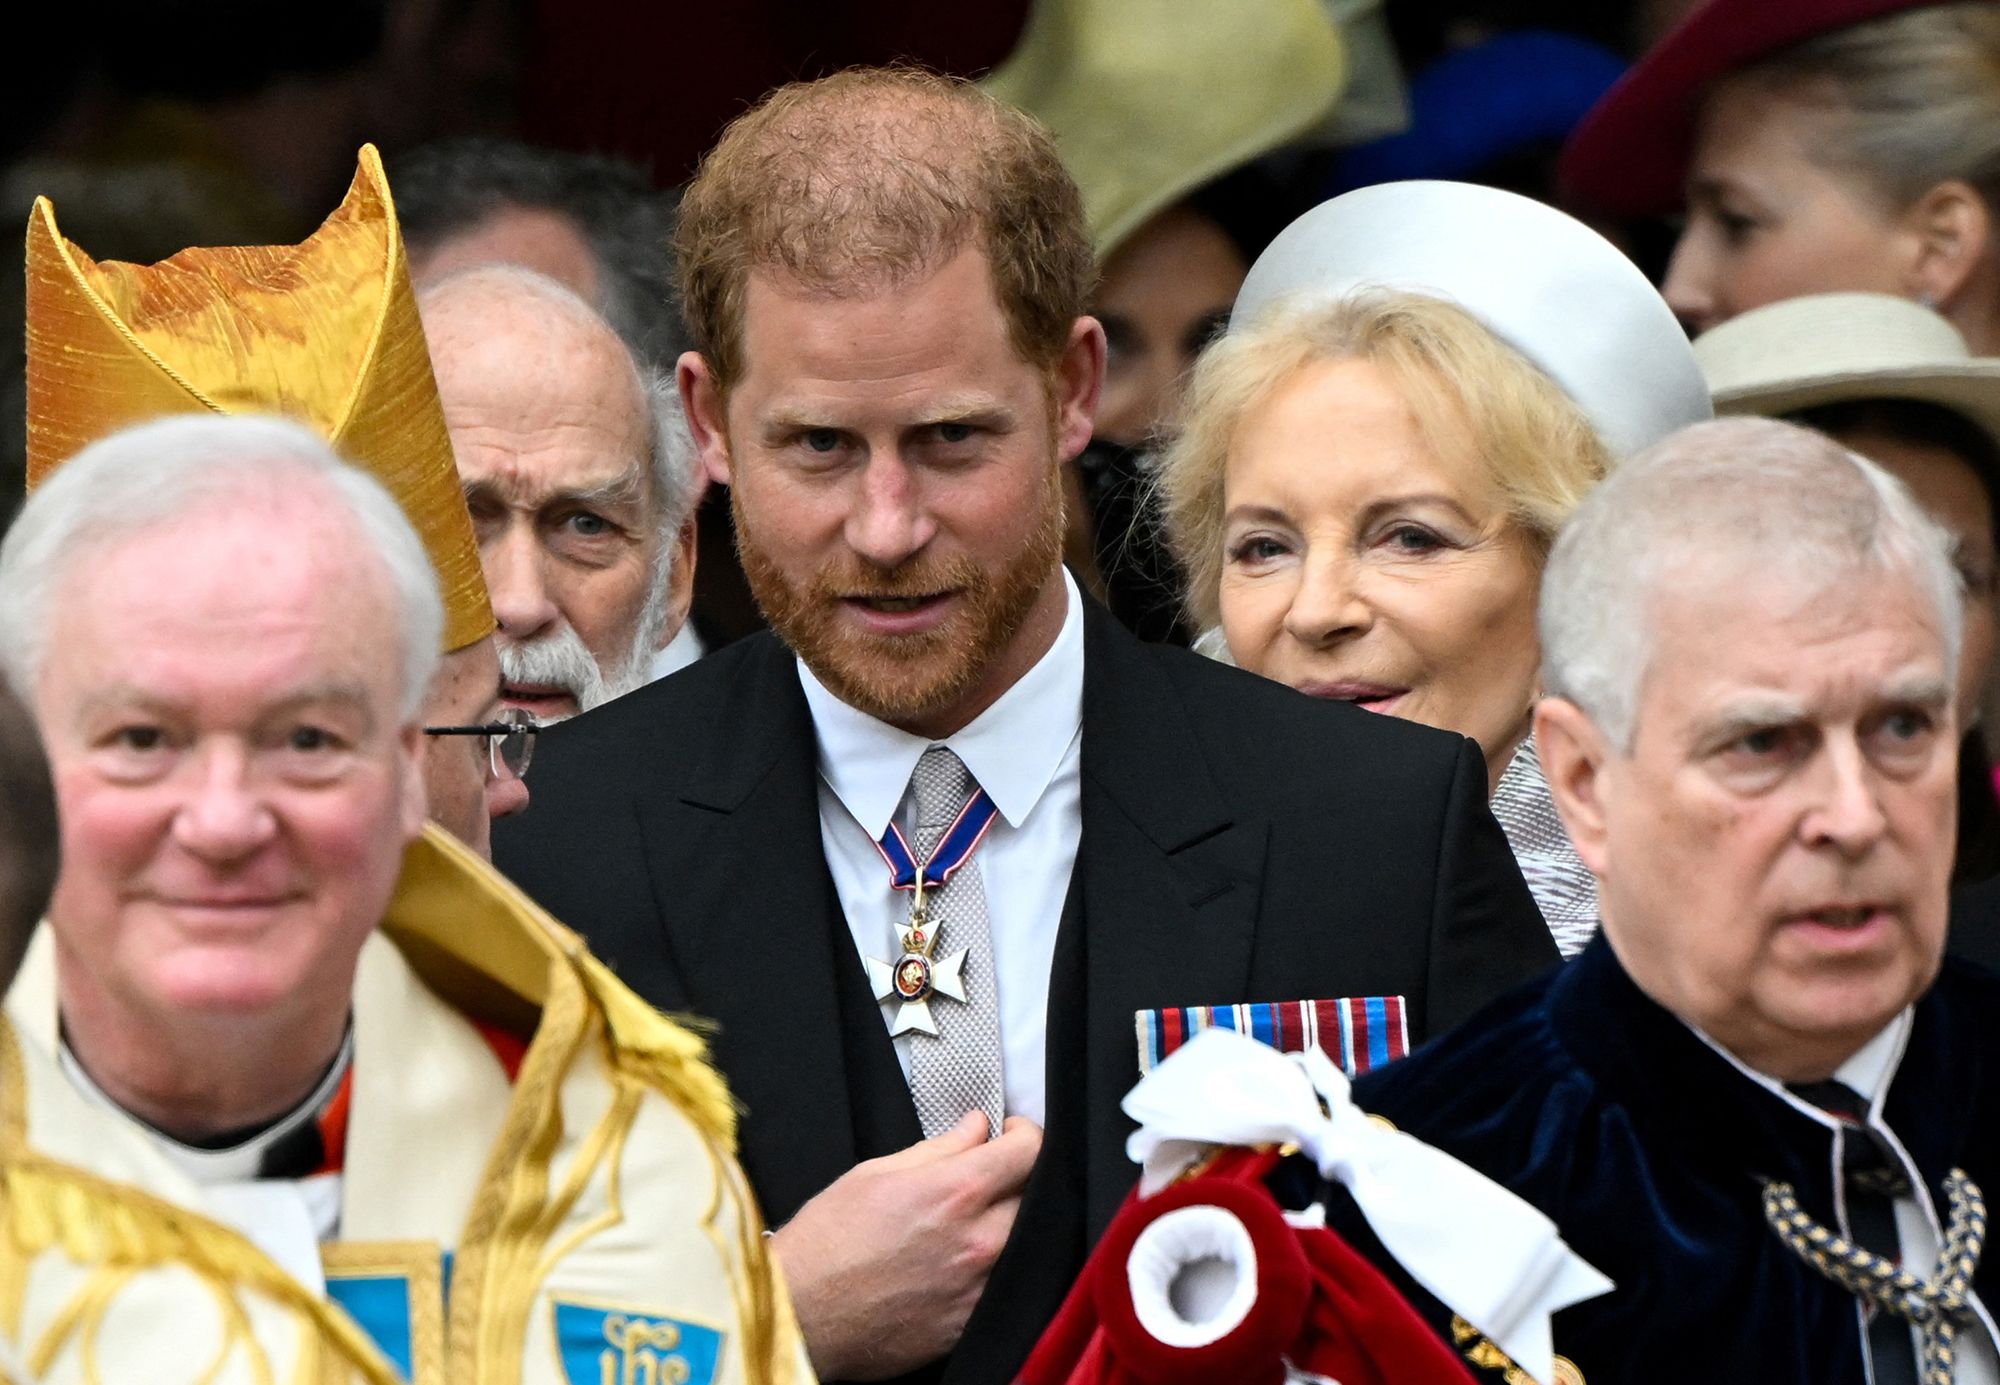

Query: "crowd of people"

xmin=2 ymin=0 xmax=2000 ymax=1382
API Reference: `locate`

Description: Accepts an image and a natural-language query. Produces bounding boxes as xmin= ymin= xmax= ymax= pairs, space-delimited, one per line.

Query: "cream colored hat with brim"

xmin=1231 ymin=180 xmax=1711 ymax=460
xmin=1694 ymin=292 xmax=2000 ymax=452
xmin=983 ymin=0 xmax=1348 ymax=262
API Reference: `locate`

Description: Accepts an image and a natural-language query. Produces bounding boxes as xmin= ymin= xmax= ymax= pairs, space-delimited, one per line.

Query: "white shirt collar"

xmin=1684 ymin=1009 xmax=1913 ymax=1131
xmin=799 ymin=569 xmax=1085 ymax=838
xmin=648 ymin=620 xmax=706 ymax=681
xmin=59 ymin=1028 xmax=354 ymax=1185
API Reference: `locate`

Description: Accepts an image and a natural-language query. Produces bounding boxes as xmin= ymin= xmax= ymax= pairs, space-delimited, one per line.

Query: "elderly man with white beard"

xmin=420 ymin=265 xmax=703 ymax=722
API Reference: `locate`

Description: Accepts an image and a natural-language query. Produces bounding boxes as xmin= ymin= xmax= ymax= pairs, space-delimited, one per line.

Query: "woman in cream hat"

xmin=1562 ymin=0 xmax=2000 ymax=349
xmin=1159 ymin=181 xmax=1710 ymax=956
xmin=1696 ymin=291 xmax=2000 ymax=881
xmin=985 ymin=0 xmax=1355 ymax=641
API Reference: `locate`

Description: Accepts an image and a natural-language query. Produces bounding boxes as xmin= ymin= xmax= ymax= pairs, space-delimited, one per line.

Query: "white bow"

xmin=1124 ymin=1028 xmax=1612 ymax=1385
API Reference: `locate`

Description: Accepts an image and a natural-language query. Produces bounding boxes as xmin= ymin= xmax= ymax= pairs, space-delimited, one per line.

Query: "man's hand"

xmin=771 ymin=1111 xmax=1043 ymax=1380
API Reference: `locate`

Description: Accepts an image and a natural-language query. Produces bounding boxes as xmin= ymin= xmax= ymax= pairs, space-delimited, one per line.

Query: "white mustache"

xmin=498 ymin=626 xmax=607 ymax=719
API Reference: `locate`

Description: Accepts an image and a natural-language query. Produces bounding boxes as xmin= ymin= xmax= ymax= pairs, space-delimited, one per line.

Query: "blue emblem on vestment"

xmin=327 ymin=1273 xmax=416 ymax=1376
xmin=554 ymin=1300 xmax=723 ymax=1385
xmin=323 ymin=1250 xmax=452 ymax=1379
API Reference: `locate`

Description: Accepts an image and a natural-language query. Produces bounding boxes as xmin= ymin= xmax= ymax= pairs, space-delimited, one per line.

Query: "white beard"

xmin=497 ymin=560 xmax=678 ymax=720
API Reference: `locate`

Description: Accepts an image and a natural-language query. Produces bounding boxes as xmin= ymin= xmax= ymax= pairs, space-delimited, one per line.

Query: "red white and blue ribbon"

xmin=1135 ymin=997 xmax=1410 ymax=1080
xmin=873 ymin=788 xmax=1001 ymax=893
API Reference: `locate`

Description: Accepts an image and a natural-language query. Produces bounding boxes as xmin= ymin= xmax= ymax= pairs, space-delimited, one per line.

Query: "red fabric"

xmin=311 ymin=1070 xmax=353 ymax=1178
xmin=1558 ymin=0 xmax=1957 ymax=217
xmin=1017 ymin=1149 xmax=1478 ymax=1385
xmin=1090 ymin=1178 xmax=1304 ymax=1385
xmin=470 ymin=1018 xmax=530 ymax=1084
xmin=1292 ymin=1226 xmax=1484 ymax=1385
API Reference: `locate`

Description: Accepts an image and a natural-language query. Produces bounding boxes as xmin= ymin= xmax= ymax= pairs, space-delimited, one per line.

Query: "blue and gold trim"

xmin=323 ymin=1240 xmax=449 ymax=1384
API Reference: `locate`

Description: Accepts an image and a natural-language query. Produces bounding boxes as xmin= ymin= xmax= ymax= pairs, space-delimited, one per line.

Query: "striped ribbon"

xmin=873 ymin=788 xmax=1000 ymax=893
xmin=1762 ymin=1168 xmax=1986 ymax=1385
xmin=1135 ymin=996 xmax=1409 ymax=1079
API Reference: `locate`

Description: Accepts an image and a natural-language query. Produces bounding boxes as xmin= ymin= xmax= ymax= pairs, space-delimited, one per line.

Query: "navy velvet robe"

xmin=1336 ymin=936 xmax=2000 ymax=1382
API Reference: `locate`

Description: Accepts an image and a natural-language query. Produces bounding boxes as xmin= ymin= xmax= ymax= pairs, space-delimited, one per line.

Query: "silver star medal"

xmin=867 ymin=876 xmax=969 ymax=1036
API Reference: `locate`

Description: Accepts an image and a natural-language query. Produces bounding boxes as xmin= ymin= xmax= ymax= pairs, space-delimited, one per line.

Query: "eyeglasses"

xmin=423 ymin=707 xmax=538 ymax=781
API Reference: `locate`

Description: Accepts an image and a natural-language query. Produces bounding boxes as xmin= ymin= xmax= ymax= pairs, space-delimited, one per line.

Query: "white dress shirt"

xmin=800 ymin=570 xmax=1085 ymax=1129
xmin=1693 ymin=1012 xmax=1999 ymax=1382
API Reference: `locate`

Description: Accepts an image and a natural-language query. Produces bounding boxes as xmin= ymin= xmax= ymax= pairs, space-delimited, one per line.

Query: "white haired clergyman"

xmin=1541 ymin=415 xmax=1965 ymax=751
xmin=0 ymin=414 xmax=443 ymax=716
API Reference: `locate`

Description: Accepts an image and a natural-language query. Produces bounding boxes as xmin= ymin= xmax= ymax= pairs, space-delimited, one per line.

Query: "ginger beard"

xmin=733 ymin=457 xmax=1067 ymax=727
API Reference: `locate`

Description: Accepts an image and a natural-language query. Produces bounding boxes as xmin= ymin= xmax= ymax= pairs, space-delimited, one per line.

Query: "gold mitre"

xmin=24 ymin=144 xmax=493 ymax=652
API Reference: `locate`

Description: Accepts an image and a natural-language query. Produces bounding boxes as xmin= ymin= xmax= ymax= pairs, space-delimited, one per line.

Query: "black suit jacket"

xmin=1952 ymin=871 xmax=2000 ymax=973
xmin=493 ymin=600 xmax=1557 ymax=1384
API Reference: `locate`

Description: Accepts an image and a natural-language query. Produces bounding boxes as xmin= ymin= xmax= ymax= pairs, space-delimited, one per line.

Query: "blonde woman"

xmin=1161 ymin=182 xmax=1710 ymax=955
xmin=1563 ymin=0 xmax=2000 ymax=348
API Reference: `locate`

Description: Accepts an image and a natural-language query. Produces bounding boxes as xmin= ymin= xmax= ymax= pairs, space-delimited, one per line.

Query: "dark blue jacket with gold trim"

xmin=1341 ymin=936 xmax=2000 ymax=1383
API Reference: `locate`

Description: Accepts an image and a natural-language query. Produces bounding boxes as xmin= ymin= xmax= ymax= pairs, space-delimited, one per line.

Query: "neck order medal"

xmin=866 ymin=787 xmax=998 ymax=1037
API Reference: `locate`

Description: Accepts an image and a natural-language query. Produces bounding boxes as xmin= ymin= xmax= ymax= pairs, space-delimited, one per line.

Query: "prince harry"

xmin=495 ymin=67 xmax=1557 ymax=1385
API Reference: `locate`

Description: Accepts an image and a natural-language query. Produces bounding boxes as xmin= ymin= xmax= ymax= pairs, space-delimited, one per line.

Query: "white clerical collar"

xmin=799 ymin=568 xmax=1085 ymax=837
xmin=59 ymin=1027 xmax=354 ymax=1186
xmin=1684 ymin=1009 xmax=1913 ymax=1131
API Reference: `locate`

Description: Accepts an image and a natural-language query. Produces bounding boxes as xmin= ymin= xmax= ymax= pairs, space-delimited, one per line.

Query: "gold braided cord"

xmin=0 ymin=1154 xmax=400 ymax=1384
xmin=386 ymin=824 xmax=738 ymax=1153
xmin=1763 ymin=1168 xmax=1986 ymax=1385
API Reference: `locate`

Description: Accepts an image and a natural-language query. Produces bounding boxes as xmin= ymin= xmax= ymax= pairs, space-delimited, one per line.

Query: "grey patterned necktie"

xmin=904 ymin=747 xmax=1006 ymax=1139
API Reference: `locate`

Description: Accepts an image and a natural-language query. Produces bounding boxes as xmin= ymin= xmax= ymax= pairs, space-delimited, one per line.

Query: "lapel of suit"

xmin=1070 ymin=603 xmax=1267 ymax=1231
xmin=635 ymin=635 xmax=916 ymax=1224
xmin=946 ymin=604 xmax=1267 ymax=1384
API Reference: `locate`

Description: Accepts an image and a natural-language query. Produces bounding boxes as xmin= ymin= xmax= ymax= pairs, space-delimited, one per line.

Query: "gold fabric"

xmin=984 ymin=0 xmax=1348 ymax=261
xmin=5 ymin=828 xmax=807 ymax=1384
xmin=0 ymin=1020 xmax=402 ymax=1384
xmin=24 ymin=144 xmax=493 ymax=652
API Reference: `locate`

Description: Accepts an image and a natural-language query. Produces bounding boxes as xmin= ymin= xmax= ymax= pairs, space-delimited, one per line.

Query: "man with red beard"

xmin=493 ymin=68 xmax=1557 ymax=1385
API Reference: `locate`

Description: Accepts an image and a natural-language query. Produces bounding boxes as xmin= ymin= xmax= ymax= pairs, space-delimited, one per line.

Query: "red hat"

xmin=1558 ymin=0 xmax=1960 ymax=217
xmin=1018 ymin=1149 xmax=1479 ymax=1385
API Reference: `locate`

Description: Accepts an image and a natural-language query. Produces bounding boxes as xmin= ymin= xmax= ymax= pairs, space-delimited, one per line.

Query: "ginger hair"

xmin=675 ymin=67 xmax=1094 ymax=392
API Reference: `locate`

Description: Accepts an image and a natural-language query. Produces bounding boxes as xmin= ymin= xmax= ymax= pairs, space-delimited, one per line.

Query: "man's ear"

xmin=656 ymin=515 xmax=700 ymax=654
xmin=1052 ymin=316 xmax=1108 ymax=466
xmin=1903 ymin=179 xmax=1991 ymax=312
xmin=1535 ymin=697 xmax=1614 ymax=880
xmin=678 ymin=351 xmax=734 ymax=489
xmin=397 ymin=721 xmax=429 ymax=841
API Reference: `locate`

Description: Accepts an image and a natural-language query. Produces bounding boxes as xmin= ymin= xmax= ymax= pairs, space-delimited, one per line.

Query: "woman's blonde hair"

xmin=1158 ymin=290 xmax=1609 ymax=632
xmin=1735 ymin=3 xmax=2000 ymax=214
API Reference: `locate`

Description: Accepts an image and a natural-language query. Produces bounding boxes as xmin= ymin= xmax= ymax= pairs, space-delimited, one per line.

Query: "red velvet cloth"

xmin=1018 ymin=1149 xmax=1477 ymax=1385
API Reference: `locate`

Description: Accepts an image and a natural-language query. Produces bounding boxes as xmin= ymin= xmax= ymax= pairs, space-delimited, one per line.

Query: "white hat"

xmin=1229 ymin=180 xmax=1711 ymax=459
xmin=1693 ymin=292 xmax=2000 ymax=452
